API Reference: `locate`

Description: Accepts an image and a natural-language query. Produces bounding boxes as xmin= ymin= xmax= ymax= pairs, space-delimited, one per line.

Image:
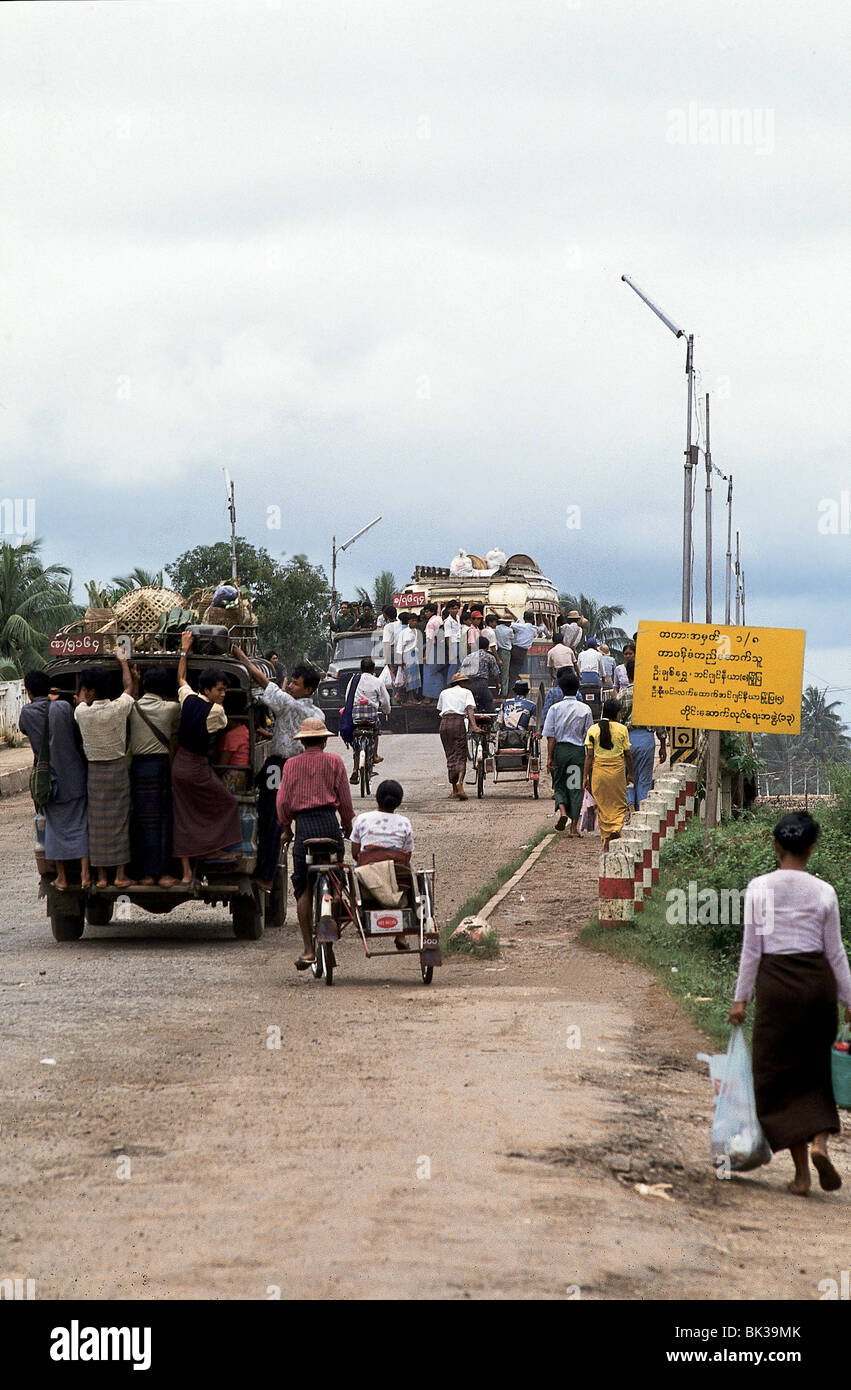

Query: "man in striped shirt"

xmin=276 ymin=717 xmax=354 ymax=970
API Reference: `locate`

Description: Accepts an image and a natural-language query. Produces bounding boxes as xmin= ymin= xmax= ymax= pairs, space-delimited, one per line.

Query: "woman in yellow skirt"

xmin=583 ymin=699 xmax=634 ymax=850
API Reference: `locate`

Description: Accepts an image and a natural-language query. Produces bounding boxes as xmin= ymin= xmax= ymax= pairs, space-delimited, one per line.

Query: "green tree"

xmin=756 ymin=685 xmax=851 ymax=794
xmin=558 ymin=591 xmax=631 ymax=651
xmin=0 ymin=540 xmax=81 ymax=676
xmin=165 ymin=540 xmax=331 ymax=671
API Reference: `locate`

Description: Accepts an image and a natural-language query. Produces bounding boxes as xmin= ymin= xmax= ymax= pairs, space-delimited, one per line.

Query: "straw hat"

xmin=449 ymin=671 xmax=471 ymax=686
xmin=566 ymin=610 xmax=589 ymax=626
xmin=293 ymin=716 xmax=335 ymax=740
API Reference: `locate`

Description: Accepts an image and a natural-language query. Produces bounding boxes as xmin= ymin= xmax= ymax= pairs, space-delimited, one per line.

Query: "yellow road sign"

xmin=633 ymin=621 xmax=805 ymax=734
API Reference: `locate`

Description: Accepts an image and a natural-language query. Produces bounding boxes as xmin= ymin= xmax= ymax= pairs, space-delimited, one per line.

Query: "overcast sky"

xmin=2 ymin=0 xmax=848 ymax=712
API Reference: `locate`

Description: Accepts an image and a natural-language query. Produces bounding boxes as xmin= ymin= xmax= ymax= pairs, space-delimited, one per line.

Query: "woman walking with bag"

xmin=727 ymin=812 xmax=851 ymax=1197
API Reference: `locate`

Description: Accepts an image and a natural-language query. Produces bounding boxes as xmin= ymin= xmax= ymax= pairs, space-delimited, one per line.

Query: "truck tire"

xmin=50 ymin=906 xmax=85 ymax=942
xmin=232 ymin=892 xmax=264 ymax=939
xmin=85 ymin=897 xmax=115 ymax=926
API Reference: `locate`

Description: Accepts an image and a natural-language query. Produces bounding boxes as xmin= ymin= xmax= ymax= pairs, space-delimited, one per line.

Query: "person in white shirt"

xmin=436 ymin=672 xmax=480 ymax=800
xmin=344 ymin=656 xmax=391 ymax=781
xmin=508 ymin=609 xmax=546 ymax=686
xmin=442 ymin=601 xmax=463 ymax=683
xmin=381 ymin=604 xmax=402 ymax=672
xmin=546 ymin=640 xmax=578 ymax=680
xmin=577 ymin=638 xmax=605 ymax=688
xmin=613 ymin=643 xmax=635 ymax=691
xmin=74 ymin=654 xmax=136 ymax=889
xmin=351 ymin=779 xmax=416 ymax=951
xmin=728 ymin=812 xmax=851 ymax=1197
xmin=394 ymin=611 xmax=422 ymax=703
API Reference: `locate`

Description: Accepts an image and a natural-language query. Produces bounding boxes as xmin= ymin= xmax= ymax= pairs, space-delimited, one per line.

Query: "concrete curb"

xmin=478 ymin=833 xmax=556 ymax=922
xmin=0 ymin=768 xmax=30 ymax=798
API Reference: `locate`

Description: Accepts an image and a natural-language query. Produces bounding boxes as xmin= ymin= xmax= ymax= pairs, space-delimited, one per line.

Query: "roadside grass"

xmin=441 ymin=823 xmax=554 ymax=959
xmin=581 ymin=790 xmax=851 ymax=1049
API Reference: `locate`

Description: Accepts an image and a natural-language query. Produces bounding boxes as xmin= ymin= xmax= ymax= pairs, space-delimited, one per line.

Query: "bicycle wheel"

xmin=477 ymin=750 xmax=485 ymax=798
xmin=322 ymin=940 xmax=335 ymax=986
xmin=310 ymin=876 xmax=325 ymax=979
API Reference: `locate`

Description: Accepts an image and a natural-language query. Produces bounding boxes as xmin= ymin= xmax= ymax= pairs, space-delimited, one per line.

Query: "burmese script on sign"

xmin=632 ymin=622 xmax=805 ymax=734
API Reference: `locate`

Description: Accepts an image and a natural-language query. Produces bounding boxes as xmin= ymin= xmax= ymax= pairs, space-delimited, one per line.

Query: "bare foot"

xmin=55 ymin=880 xmax=68 ymax=891
xmin=180 ymin=874 xmax=193 ymax=886
xmin=80 ymin=874 xmax=91 ymax=890
xmin=96 ymin=877 xmax=108 ymax=890
xmin=139 ymin=876 xmax=156 ymax=886
xmin=812 ymin=1149 xmax=842 ymax=1191
xmin=787 ymin=1180 xmax=810 ymax=1197
xmin=114 ymin=878 xmax=135 ymax=889
xmin=157 ymin=875 xmax=179 ymax=888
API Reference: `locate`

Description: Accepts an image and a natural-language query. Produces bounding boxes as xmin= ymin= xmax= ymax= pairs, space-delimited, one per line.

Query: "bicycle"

xmin=351 ymin=716 xmax=379 ymax=799
xmin=467 ymin=714 xmax=495 ymax=798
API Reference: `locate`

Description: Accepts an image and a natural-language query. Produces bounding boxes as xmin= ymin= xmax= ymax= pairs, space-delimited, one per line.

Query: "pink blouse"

xmin=734 ymin=869 xmax=851 ymax=1005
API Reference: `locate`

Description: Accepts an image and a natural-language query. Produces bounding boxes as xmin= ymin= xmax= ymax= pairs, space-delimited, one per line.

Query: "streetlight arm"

xmin=340 ymin=515 xmax=382 ymax=552
xmin=621 ymin=275 xmax=686 ymax=339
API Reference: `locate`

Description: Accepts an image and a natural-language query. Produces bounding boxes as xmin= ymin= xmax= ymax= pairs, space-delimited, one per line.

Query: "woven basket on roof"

xmin=112 ymin=586 xmax=187 ymax=636
xmin=189 ymin=586 xmax=256 ymax=630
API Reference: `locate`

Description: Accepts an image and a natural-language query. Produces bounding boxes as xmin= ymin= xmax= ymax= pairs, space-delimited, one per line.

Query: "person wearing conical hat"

xmin=276 ymin=717 xmax=354 ymax=969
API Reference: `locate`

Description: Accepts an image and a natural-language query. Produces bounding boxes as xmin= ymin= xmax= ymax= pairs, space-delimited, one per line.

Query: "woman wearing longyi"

xmin=727 ymin=812 xmax=851 ymax=1197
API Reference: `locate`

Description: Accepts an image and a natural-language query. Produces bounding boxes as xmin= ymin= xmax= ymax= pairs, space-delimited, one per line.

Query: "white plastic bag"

xmin=703 ymin=1027 xmax=772 ymax=1173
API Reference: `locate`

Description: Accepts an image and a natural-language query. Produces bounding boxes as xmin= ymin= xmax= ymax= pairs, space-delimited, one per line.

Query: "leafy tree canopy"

xmin=165 ymin=539 xmax=331 ymax=671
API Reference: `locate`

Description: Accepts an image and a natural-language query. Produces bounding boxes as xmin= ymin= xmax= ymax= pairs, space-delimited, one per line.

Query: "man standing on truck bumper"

xmin=232 ymin=647 xmax=322 ymax=891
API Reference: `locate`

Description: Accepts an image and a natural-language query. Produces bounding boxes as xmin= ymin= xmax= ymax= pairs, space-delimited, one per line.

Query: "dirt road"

xmin=1 ymin=734 xmax=847 ymax=1300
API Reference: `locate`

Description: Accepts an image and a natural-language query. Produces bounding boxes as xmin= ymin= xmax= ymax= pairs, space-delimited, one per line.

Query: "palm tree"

xmin=111 ymin=567 xmax=165 ymax=594
xmin=801 ymin=686 xmax=851 ymax=763
xmin=558 ymin=591 xmax=631 ymax=651
xmin=355 ymin=571 xmax=397 ymax=613
xmin=0 ymin=540 xmax=80 ymax=676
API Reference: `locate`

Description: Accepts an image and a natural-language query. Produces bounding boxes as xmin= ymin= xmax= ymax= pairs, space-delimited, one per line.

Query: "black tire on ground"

xmin=322 ymin=941 xmax=335 ymax=986
xmin=311 ymin=876 xmax=325 ymax=978
xmin=421 ymin=961 xmax=434 ymax=985
xmin=533 ymin=779 xmax=539 ymax=799
xmin=49 ymin=907 xmax=85 ymax=942
xmin=232 ymin=892 xmax=264 ymax=939
xmin=85 ymin=897 xmax=114 ymax=926
xmin=266 ymin=866 xmax=288 ymax=928
xmin=477 ymin=755 xmax=485 ymax=798
xmin=360 ymin=760 xmax=369 ymax=798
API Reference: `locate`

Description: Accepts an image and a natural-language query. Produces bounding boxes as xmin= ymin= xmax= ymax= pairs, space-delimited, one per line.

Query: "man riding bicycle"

xmin=341 ymin=656 xmax=391 ymax=783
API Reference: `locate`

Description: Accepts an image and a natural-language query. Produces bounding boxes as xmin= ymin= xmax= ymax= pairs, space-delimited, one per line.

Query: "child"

xmin=350 ymin=779 xmax=414 ymax=869
xmin=350 ymin=779 xmax=415 ymax=951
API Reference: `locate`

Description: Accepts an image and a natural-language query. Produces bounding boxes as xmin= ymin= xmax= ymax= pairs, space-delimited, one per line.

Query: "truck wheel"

xmin=266 ymin=868 xmax=288 ymax=928
xmin=85 ymin=897 xmax=114 ymax=926
xmin=50 ymin=907 xmax=85 ymax=942
xmin=232 ymin=893 xmax=264 ymax=939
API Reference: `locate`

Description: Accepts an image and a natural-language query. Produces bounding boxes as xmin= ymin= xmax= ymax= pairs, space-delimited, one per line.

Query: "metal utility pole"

xmin=725 ymin=475 xmax=733 ymax=624
xmin=735 ymin=531 xmax=741 ymax=624
xmin=703 ymin=392 xmax=721 ymax=828
xmin=683 ymin=335 xmax=695 ymax=621
xmin=222 ymin=469 xmax=238 ymax=582
xmin=741 ymin=569 xmax=746 ymax=625
xmin=704 ymin=393 xmax=712 ymax=623
xmin=621 ymin=275 xmax=694 ymax=620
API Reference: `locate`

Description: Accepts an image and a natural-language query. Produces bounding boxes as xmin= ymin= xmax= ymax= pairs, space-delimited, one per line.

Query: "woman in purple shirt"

xmin=727 ymin=812 xmax=851 ymax=1197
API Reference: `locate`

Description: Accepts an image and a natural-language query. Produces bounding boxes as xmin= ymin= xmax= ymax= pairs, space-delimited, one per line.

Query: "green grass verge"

xmin=442 ymin=823 xmax=554 ymax=959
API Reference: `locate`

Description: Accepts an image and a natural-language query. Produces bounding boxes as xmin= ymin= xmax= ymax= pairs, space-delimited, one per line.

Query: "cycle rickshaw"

xmin=300 ymin=838 xmax=442 ymax=986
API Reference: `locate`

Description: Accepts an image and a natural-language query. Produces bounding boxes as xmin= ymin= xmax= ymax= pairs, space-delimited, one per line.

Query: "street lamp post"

xmin=330 ymin=515 xmax=383 ymax=626
xmin=622 ymin=275 xmax=695 ymax=622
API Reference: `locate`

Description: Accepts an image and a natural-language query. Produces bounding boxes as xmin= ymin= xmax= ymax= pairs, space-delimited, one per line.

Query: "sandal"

xmin=295 ymin=955 xmax=316 ymax=971
xmin=812 ymin=1150 xmax=842 ymax=1191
